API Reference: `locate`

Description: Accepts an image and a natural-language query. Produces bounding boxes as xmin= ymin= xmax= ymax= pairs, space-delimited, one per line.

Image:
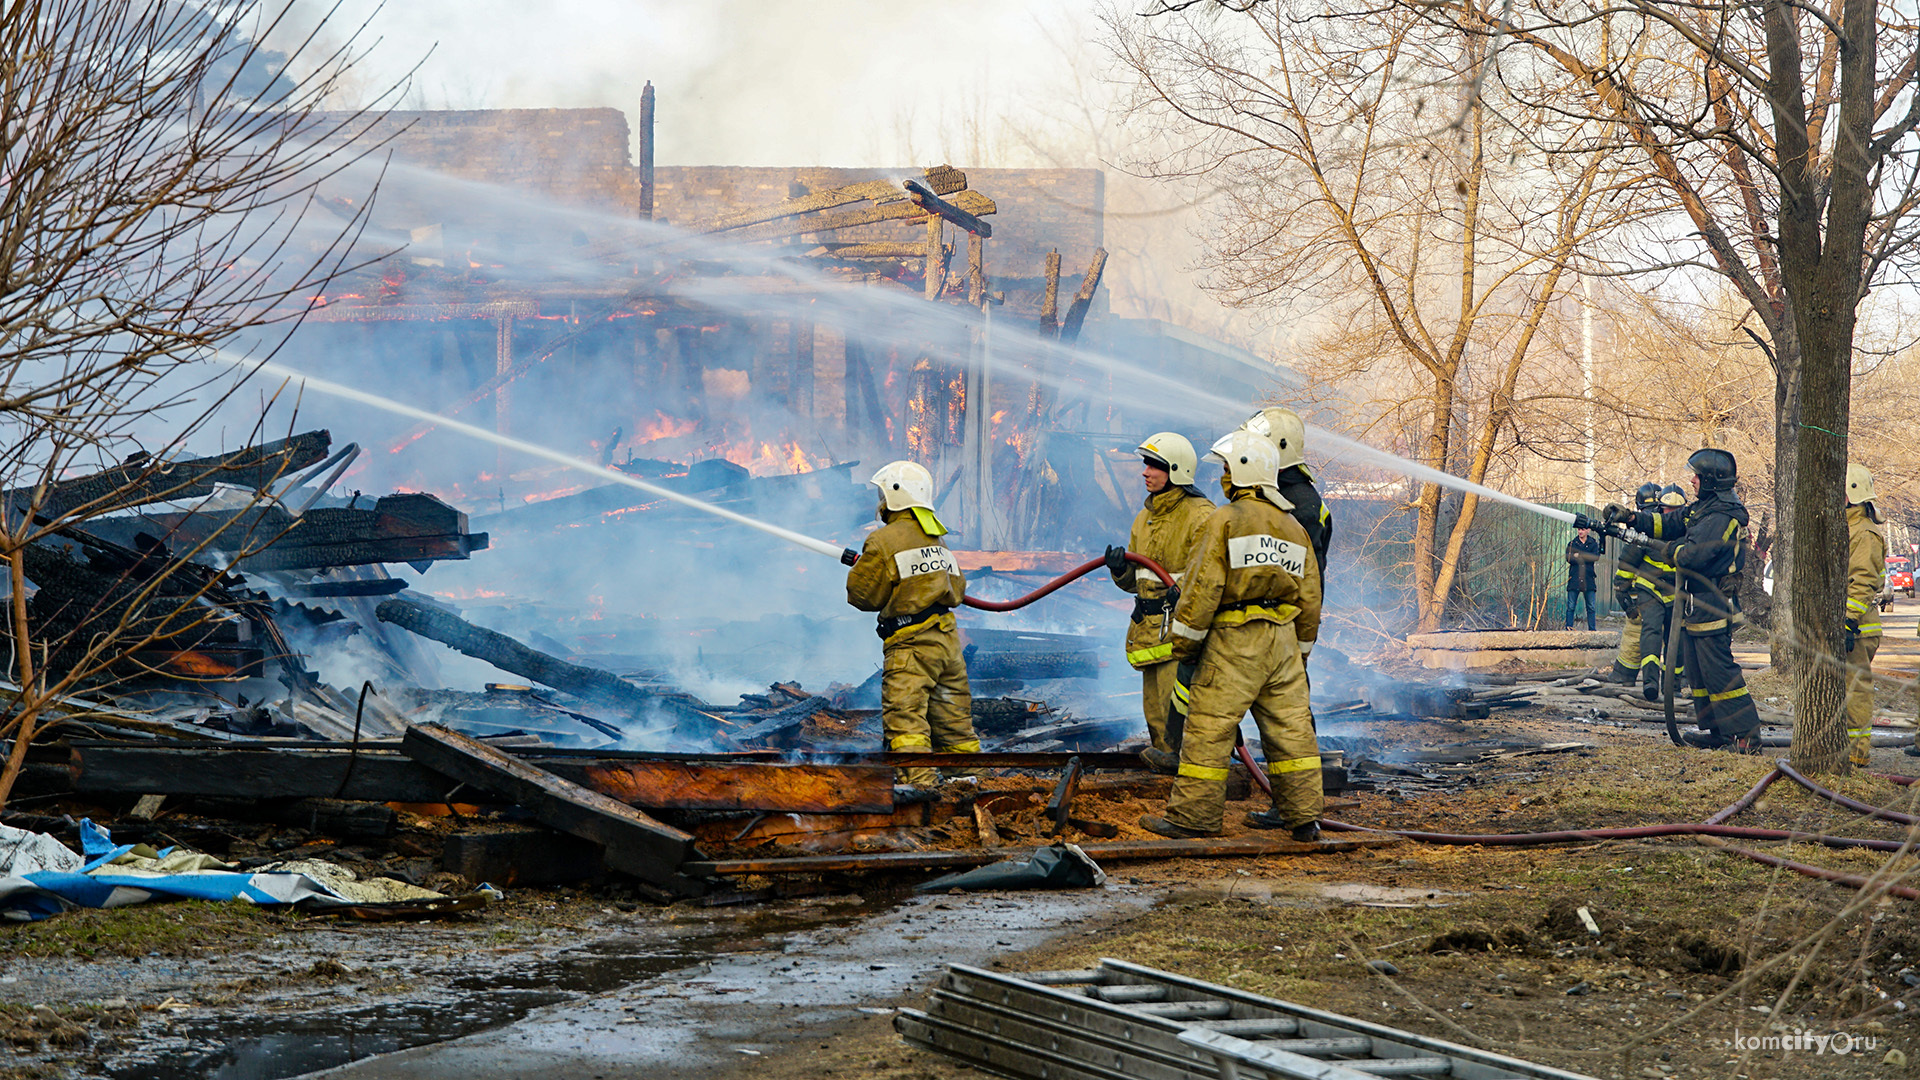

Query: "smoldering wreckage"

xmin=3 ymin=426 xmax=1476 ymax=909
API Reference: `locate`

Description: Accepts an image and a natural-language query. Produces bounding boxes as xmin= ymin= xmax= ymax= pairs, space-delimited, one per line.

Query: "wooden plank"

xmin=905 ymin=179 xmax=994 ymax=237
xmin=682 ymin=833 xmax=1401 ymax=876
xmin=400 ymin=724 xmax=706 ymax=895
xmin=1046 ymin=755 xmax=1083 ymax=836
xmin=545 ymin=760 xmax=894 ymax=814
xmin=1059 ymin=248 xmax=1108 ymax=344
xmin=376 ymin=598 xmax=652 ymax=719
xmin=10 ymin=431 xmax=331 ymax=520
xmin=698 ymin=166 xmax=966 ymax=234
xmin=71 ymin=745 xmax=460 ymax=802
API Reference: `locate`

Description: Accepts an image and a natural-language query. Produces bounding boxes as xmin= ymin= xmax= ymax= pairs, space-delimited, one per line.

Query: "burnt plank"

xmin=544 ymin=760 xmax=893 ymax=814
xmin=1046 ymin=755 xmax=1083 ymax=836
xmin=400 ymin=724 xmax=706 ymax=895
xmin=377 ymin=598 xmax=652 ymax=719
xmin=71 ymin=745 xmax=457 ymax=802
xmin=682 ymin=833 xmax=1402 ymax=876
xmin=11 ymin=431 xmax=331 ymax=520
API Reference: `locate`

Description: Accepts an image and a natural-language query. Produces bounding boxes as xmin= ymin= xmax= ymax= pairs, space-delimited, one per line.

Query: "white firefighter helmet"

xmin=870 ymin=460 xmax=935 ymax=512
xmin=1242 ymin=407 xmax=1308 ymax=472
xmin=1206 ymin=430 xmax=1285 ymax=499
xmin=1847 ymin=463 xmax=1877 ymax=505
xmin=1137 ymin=432 xmax=1198 ymax=487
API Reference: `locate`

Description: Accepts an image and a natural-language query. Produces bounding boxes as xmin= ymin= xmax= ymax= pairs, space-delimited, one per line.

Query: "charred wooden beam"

xmin=719 ymin=188 xmax=996 ymax=247
xmin=550 ymin=760 xmax=893 ymax=814
xmin=81 ymin=493 xmax=488 ymax=572
xmin=904 ymin=179 xmax=994 ymax=237
xmin=683 ymin=833 xmax=1401 ymax=876
xmin=70 ymin=744 xmax=459 ymax=802
xmin=1047 ymin=755 xmax=1084 ymax=836
xmin=925 ymin=219 xmax=949 ymax=300
xmin=400 ymin=724 xmax=706 ymax=895
xmin=8 ymin=431 xmax=331 ymax=521
xmin=810 ymin=241 xmax=938 ymax=259
xmin=375 ymin=598 xmax=654 ymax=721
xmin=1060 ymin=248 xmax=1109 ymax=344
xmin=699 ymin=166 xmax=966 ymax=234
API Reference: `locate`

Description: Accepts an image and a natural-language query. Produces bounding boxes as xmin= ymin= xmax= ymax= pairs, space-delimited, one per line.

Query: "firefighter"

xmin=1605 ymin=449 xmax=1759 ymax=751
xmin=1632 ymin=485 xmax=1688 ymax=700
xmin=1608 ymin=483 xmax=1663 ymax=682
xmin=846 ymin=461 xmax=978 ymax=788
xmin=1243 ymin=407 xmax=1332 ymax=574
xmin=1140 ymin=430 xmax=1324 ymax=841
xmin=1844 ymin=464 xmax=1886 ymax=767
xmin=1106 ymin=433 xmax=1213 ymax=773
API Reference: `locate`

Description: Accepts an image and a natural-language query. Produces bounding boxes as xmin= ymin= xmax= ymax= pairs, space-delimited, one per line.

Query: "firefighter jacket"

xmin=1564 ymin=533 xmax=1603 ymax=592
xmin=1630 ymin=492 xmax=1750 ymax=622
xmin=1276 ymin=465 xmax=1333 ymax=576
xmin=1847 ymin=503 xmax=1886 ymax=637
xmin=1617 ymin=538 xmax=1678 ymax=603
xmin=1167 ymin=487 xmax=1322 ymax=662
xmin=847 ymin=509 xmax=967 ymax=645
xmin=1110 ymin=485 xmax=1214 ymax=670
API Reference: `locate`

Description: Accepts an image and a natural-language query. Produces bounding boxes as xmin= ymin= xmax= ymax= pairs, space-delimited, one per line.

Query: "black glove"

xmin=1104 ymin=544 xmax=1131 ymax=576
xmin=1846 ymin=618 xmax=1860 ymax=652
xmin=1601 ymin=503 xmax=1634 ymax=526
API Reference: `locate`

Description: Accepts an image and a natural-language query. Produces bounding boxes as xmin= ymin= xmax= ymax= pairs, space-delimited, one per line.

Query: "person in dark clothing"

xmin=1605 ymin=448 xmax=1760 ymax=752
xmin=1564 ymin=528 xmax=1603 ymax=630
xmin=1244 ymin=407 xmax=1332 ymax=574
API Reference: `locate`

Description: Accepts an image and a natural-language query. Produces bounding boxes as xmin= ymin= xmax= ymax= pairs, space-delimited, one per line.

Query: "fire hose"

xmin=1323 ymin=761 xmax=1920 ymax=900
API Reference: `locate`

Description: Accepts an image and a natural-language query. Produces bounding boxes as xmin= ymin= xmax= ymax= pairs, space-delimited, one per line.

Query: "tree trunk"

xmin=1783 ymin=317 xmax=1851 ymax=773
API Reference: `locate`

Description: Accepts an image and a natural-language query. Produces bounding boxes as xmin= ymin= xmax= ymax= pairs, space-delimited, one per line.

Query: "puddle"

xmin=1317 ymin=883 xmax=1467 ymax=905
xmin=98 ymin=905 xmax=884 ymax=1080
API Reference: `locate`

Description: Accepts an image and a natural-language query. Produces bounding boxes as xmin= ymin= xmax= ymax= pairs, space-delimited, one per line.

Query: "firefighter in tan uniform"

xmin=1140 ymin=431 xmax=1324 ymax=842
xmin=846 ymin=461 xmax=979 ymax=789
xmin=1106 ymin=433 xmax=1212 ymax=768
xmin=1844 ymin=464 xmax=1886 ymax=767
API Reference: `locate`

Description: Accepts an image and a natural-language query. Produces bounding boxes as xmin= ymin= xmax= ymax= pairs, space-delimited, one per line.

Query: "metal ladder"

xmin=895 ymin=958 xmax=1599 ymax=1080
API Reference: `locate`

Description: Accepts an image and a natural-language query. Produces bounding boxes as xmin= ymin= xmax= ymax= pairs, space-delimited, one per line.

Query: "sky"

xmin=315 ymin=0 xmax=1107 ymax=167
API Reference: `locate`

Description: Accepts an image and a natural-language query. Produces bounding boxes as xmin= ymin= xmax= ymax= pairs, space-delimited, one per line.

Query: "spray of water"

xmin=229 ymin=355 xmax=853 ymax=560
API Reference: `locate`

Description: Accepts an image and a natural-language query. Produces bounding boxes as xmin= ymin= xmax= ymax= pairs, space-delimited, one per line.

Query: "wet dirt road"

xmin=292 ymin=886 xmax=1153 ymax=1080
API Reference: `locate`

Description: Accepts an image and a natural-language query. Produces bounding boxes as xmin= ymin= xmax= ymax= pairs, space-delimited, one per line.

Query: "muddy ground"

xmin=7 ymin=609 xmax=1920 ymax=1079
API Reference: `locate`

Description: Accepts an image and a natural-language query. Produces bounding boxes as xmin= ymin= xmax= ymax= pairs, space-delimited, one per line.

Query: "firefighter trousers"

xmin=1637 ymin=595 xmax=1676 ymax=690
xmin=1165 ymin=619 xmax=1319 ymax=834
xmin=881 ymin=622 xmax=978 ymax=787
xmin=1616 ymin=600 xmax=1643 ymax=671
xmin=1847 ymin=633 xmax=1882 ymax=765
xmin=1140 ymin=658 xmax=1181 ymax=754
xmin=1680 ymin=624 xmax=1758 ymax=739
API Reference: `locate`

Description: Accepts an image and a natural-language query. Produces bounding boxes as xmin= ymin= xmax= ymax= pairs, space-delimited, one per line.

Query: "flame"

xmin=637 ymin=411 xmax=699 ymax=443
xmin=717 ymin=440 xmax=826 ymax=477
xmin=433 ymin=587 xmax=509 ymax=601
xmin=523 ymin=484 xmax=588 ymax=504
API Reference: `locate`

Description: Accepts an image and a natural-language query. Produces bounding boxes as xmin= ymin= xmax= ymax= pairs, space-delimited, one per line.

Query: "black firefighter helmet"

xmin=1634 ymin=481 xmax=1661 ymax=509
xmin=1687 ymin=448 xmax=1738 ymax=494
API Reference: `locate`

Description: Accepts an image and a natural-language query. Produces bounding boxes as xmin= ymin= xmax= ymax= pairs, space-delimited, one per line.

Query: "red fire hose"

xmin=958 ymin=552 xmax=1177 ymax=612
xmin=1324 ymin=762 xmax=1920 ymax=901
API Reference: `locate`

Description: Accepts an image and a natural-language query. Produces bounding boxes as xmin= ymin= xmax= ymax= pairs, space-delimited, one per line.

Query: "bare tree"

xmin=0 ymin=0 xmax=404 ymax=803
xmin=1109 ymin=4 xmax=1633 ymax=630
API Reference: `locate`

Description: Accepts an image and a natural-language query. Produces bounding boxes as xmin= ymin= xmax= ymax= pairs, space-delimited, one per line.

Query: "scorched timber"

xmin=7 ymin=431 xmax=331 ymax=520
xmin=376 ymin=598 xmax=658 ymax=720
xmin=84 ymin=493 xmax=489 ymax=572
xmin=69 ymin=743 xmax=892 ymax=813
xmin=400 ymin=724 xmax=707 ymax=895
xmin=683 ymin=834 xmax=1401 ymax=876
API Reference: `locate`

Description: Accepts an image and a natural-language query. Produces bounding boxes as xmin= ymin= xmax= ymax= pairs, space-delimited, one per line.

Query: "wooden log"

xmin=713 ymin=187 xmax=995 ymax=247
xmin=1059 ymin=248 xmax=1108 ymax=344
xmin=682 ymin=833 xmax=1401 ymax=877
xmin=925 ymin=219 xmax=948 ymax=300
xmin=974 ymin=803 xmax=1003 ymax=848
xmin=812 ymin=242 xmax=935 ymax=259
xmin=699 ymin=166 xmax=966 ymax=234
xmin=1038 ymin=249 xmax=1061 ymax=336
xmin=547 ymin=760 xmax=894 ymax=814
xmin=442 ymin=825 xmax=605 ymax=887
xmin=10 ymin=431 xmax=331 ymax=520
xmin=904 ymin=179 xmax=993 ymax=237
xmin=376 ymin=598 xmax=652 ymax=720
xmin=401 ymin=724 xmax=706 ymax=895
xmin=71 ymin=744 xmax=459 ymax=802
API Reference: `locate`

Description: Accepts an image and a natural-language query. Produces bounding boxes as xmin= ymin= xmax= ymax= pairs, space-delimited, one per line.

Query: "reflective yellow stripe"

xmin=1213 ymin=603 xmax=1299 ymax=627
xmin=1318 ymin=505 xmax=1331 ymax=524
xmin=1689 ymin=688 xmax=1710 ymax=698
xmin=1685 ymin=619 xmax=1729 ymax=632
xmin=1127 ymin=643 xmax=1174 ymax=665
xmin=1645 ymin=559 xmax=1676 ymax=572
xmin=1709 ymin=687 xmax=1749 ymax=702
xmin=1178 ymin=762 xmax=1230 ymax=781
xmin=1847 ymin=728 xmax=1873 ymax=738
xmin=1652 ymin=518 xmax=1669 ymax=539
xmin=1847 ymin=598 xmax=1870 ymax=613
xmin=1723 ymin=520 xmax=1740 ymax=541
xmin=1859 ymin=623 xmax=1883 ymax=635
xmin=889 ymin=734 xmax=933 ymax=749
xmin=941 ymin=739 xmax=981 ymax=753
xmin=1169 ymin=618 xmax=1208 ymax=642
xmin=1267 ymin=755 xmax=1322 ymax=775
xmin=1172 ymin=684 xmax=1191 ymax=704
xmin=1638 ymin=655 xmax=1663 ymax=669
